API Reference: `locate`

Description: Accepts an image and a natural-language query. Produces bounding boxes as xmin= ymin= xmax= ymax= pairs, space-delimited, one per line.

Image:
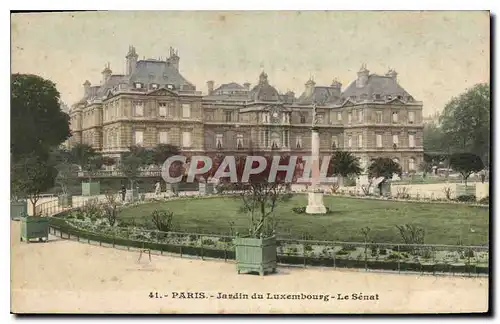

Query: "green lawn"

xmin=117 ymin=195 xmax=489 ymax=246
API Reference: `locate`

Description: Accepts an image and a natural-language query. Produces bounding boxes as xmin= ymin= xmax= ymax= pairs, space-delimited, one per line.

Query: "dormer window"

xmin=375 ymin=94 xmax=381 ymax=100
xmin=134 ymin=82 xmax=143 ymax=89
xmin=167 ymin=84 xmax=174 ymax=90
xmin=350 ymin=96 xmax=356 ymax=101
xmin=151 ymin=83 xmax=159 ymax=90
xmin=386 ymin=95 xmax=392 ymax=100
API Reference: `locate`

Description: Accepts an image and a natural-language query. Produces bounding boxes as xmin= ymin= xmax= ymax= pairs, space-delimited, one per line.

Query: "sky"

xmin=11 ymin=11 xmax=490 ymax=116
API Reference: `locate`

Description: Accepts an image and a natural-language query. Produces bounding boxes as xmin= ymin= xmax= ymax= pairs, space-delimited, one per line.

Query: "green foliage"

xmin=202 ymin=239 xmax=215 ymax=246
xmin=440 ymin=83 xmax=490 ymax=165
xmin=396 ymin=224 xmax=425 ymax=247
xmin=150 ymin=209 xmax=174 ymax=232
xmin=10 ymin=74 xmax=70 ymax=161
xmin=368 ymin=157 xmax=402 ymax=179
xmin=328 ymin=150 xmax=363 ymax=178
xmin=449 ymin=153 xmax=484 ymax=185
xmin=11 ymin=153 xmax=58 ymax=208
xmin=455 ymin=195 xmax=477 ymax=202
xmin=478 ymin=196 xmax=489 ymax=205
xmin=152 ymin=144 xmax=180 ymax=166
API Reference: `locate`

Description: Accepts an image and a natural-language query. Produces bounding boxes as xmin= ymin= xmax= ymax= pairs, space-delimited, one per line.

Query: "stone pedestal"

xmin=306 ymin=192 xmax=327 ymax=214
xmin=306 ymin=129 xmax=327 ymax=214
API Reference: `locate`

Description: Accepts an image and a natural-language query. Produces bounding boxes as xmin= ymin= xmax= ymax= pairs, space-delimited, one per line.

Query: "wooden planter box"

xmin=11 ymin=200 xmax=27 ymax=220
xmin=235 ymin=235 xmax=277 ymax=276
xmin=199 ymin=183 xmax=214 ymax=195
xmin=58 ymin=194 xmax=73 ymax=208
xmin=82 ymin=181 xmax=100 ymax=196
xmin=20 ymin=216 xmax=49 ymax=242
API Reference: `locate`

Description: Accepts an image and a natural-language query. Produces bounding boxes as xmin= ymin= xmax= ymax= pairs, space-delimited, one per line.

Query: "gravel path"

xmin=10 ymin=221 xmax=488 ymax=314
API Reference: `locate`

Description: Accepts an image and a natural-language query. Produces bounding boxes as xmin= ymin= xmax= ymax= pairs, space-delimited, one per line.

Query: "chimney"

xmin=167 ymin=46 xmax=180 ymax=71
xmin=386 ymin=68 xmax=398 ymax=81
xmin=126 ymin=45 xmax=138 ymax=75
xmin=243 ymin=82 xmax=251 ymax=91
xmin=330 ymin=78 xmax=342 ymax=97
xmin=356 ymin=63 xmax=369 ymax=88
xmin=101 ymin=63 xmax=112 ymax=84
xmin=305 ymin=78 xmax=316 ymax=97
xmin=83 ymin=80 xmax=91 ymax=96
xmin=207 ymin=80 xmax=215 ymax=95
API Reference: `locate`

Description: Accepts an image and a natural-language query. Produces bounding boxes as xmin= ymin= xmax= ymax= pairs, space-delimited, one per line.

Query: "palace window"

xmin=134 ymin=130 xmax=144 ymax=145
xmin=409 ymin=133 xmax=415 ymax=148
xmin=409 ymin=158 xmax=416 ymax=171
xmin=237 ymin=134 xmax=244 ymax=149
xmin=376 ymin=134 xmax=383 ymax=148
xmin=225 ymin=110 xmax=233 ymax=122
xmin=182 ymin=131 xmax=192 ymax=148
xmin=159 ymin=131 xmax=168 ymax=144
xmin=337 ymin=112 xmax=342 ymax=121
xmin=296 ymin=135 xmax=302 ymax=149
xmin=358 ymin=134 xmax=363 ymax=148
xmin=283 ymin=130 xmax=289 ymax=148
xmin=134 ymin=101 xmax=144 ymax=117
xmin=300 ymin=114 xmax=306 ymax=124
xmin=182 ymin=103 xmax=191 ymax=118
xmin=348 ymin=112 xmax=352 ymax=123
xmin=376 ymin=111 xmax=382 ymax=123
xmin=264 ymin=129 xmax=270 ymax=147
xmin=216 ymin=134 xmax=223 ymax=149
xmin=263 ymin=112 xmax=270 ymax=123
xmin=408 ymin=111 xmax=415 ymax=124
xmin=392 ymin=112 xmax=398 ymax=123
xmin=316 ymin=113 xmax=324 ymax=124
xmin=331 ymin=136 xmax=338 ymax=149
xmin=159 ymin=103 xmax=167 ymax=117
xmin=392 ymin=134 xmax=399 ymax=148
xmin=348 ymin=136 xmax=352 ymax=148
xmin=358 ymin=110 xmax=363 ymax=122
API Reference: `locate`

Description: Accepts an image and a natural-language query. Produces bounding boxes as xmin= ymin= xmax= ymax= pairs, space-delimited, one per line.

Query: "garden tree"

xmin=101 ymin=156 xmax=116 ymax=167
xmin=151 ymin=144 xmax=180 ymax=166
xmin=198 ymin=154 xmax=225 ymax=182
xmin=51 ymin=148 xmax=80 ymax=195
xmin=69 ymin=143 xmax=105 ymax=182
xmin=102 ymin=191 xmax=119 ymax=226
xmin=128 ymin=145 xmax=154 ymax=166
xmin=11 ymin=153 xmax=58 ymax=215
xmin=11 ymin=74 xmax=71 ymax=161
xmin=423 ymin=120 xmax=447 ymax=153
xmin=327 ymin=150 xmax=363 ymax=186
xmin=440 ymin=83 xmax=490 ymax=165
xmin=449 ymin=152 xmax=484 ymax=187
xmin=119 ymin=151 xmax=147 ymax=189
xmin=233 ymin=154 xmax=298 ymax=238
xmin=418 ymin=161 xmax=433 ymax=178
xmin=368 ymin=157 xmax=402 ymax=179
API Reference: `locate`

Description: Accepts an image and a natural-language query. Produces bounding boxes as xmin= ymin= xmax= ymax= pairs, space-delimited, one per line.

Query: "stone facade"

xmin=69 ymin=47 xmax=424 ymax=172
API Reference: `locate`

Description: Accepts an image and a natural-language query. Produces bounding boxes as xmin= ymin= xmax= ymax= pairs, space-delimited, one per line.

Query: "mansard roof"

xmin=341 ymin=74 xmax=411 ymax=99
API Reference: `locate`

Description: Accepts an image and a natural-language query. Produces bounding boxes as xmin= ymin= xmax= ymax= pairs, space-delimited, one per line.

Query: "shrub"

xmin=379 ymin=248 xmax=388 ymax=255
xmin=202 ymin=239 xmax=215 ymax=246
xmin=442 ymin=186 xmax=452 ymax=200
xmin=387 ymin=252 xmax=401 ymax=260
xmin=150 ymin=209 xmax=174 ymax=232
xmin=188 ymin=234 xmax=198 ymax=242
xmin=342 ymin=244 xmax=357 ymax=252
xmin=396 ymin=187 xmax=410 ymax=199
xmin=292 ymin=207 xmax=306 ymax=214
xmin=219 ymin=236 xmax=233 ymax=243
xmin=478 ymin=196 xmax=489 ymax=205
xmin=304 ymin=244 xmax=313 ymax=252
xmin=455 ymin=195 xmax=476 ymax=202
xmin=336 ymin=249 xmax=350 ymax=256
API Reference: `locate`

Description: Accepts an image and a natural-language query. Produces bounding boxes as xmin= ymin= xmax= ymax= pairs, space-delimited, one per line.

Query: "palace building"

xmin=68 ymin=46 xmax=424 ymax=172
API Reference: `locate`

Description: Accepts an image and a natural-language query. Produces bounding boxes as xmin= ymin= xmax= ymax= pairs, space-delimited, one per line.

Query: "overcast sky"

xmin=11 ymin=11 xmax=489 ymax=116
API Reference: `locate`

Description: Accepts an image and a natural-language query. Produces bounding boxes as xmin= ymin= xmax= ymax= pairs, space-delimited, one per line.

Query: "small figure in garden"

xmin=155 ymin=181 xmax=162 ymax=196
xmin=120 ymin=185 xmax=126 ymax=202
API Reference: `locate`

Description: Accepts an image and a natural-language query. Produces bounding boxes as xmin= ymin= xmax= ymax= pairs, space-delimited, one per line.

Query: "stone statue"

xmin=312 ymin=103 xmax=319 ymax=126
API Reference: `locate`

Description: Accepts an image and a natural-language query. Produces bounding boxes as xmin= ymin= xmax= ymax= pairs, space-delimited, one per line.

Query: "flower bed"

xmin=50 ymin=205 xmax=489 ymax=276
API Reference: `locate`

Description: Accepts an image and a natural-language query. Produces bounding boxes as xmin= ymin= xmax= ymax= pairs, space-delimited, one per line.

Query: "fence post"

xmin=364 ymin=242 xmax=368 ymax=271
xmin=333 ymin=248 xmax=336 ymax=269
xmin=113 ymin=229 xmax=115 ymax=248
